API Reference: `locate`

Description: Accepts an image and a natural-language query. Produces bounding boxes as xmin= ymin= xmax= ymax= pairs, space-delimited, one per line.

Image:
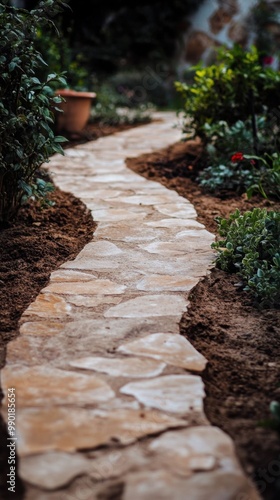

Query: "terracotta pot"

xmin=55 ymin=89 xmax=96 ymax=133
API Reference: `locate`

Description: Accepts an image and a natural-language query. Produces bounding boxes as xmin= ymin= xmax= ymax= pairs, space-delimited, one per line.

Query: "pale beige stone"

xmin=42 ymin=279 xmax=126 ymax=295
xmin=20 ymin=321 xmax=64 ymax=336
xmin=104 ymin=295 xmax=187 ymax=318
xmin=78 ymin=241 xmax=123 ymax=257
xmin=61 ymin=257 xmax=119 ymax=270
xmin=50 ymin=270 xmax=97 ymax=282
xmin=121 ymin=375 xmax=205 ymax=414
xmin=124 ymin=469 xmax=259 ymax=500
xmin=2 ymin=366 xmax=115 ymax=407
xmin=95 ymin=223 xmax=163 ymax=242
xmin=118 ymin=333 xmax=207 ymax=371
xmin=19 ymin=452 xmax=89 ymax=490
xmin=22 ymin=293 xmax=71 ymax=319
xmin=136 ymin=275 xmax=199 ymax=292
xmin=148 ymin=426 xmax=241 ymax=476
xmin=69 ymin=356 xmax=166 ymax=378
xmin=155 ymin=202 xmax=197 ymax=219
xmin=145 ymin=218 xmax=205 ymax=229
xmin=93 ymin=208 xmax=147 ymax=222
xmin=115 ymin=194 xmax=180 ymax=205
xmin=66 ymin=295 xmax=123 ymax=308
xmin=14 ymin=407 xmax=186 ymax=456
xmin=140 ymin=240 xmax=211 ymax=255
xmin=88 ymin=447 xmax=147 ymax=480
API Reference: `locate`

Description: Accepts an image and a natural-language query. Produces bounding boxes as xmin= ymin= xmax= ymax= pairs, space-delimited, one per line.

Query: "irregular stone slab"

xmin=50 ymin=270 xmax=98 ymax=282
xmin=148 ymin=426 xmax=240 ymax=476
xmin=115 ymin=194 xmax=180 ymax=205
xmin=78 ymin=241 xmax=123 ymax=257
xmin=69 ymin=356 xmax=166 ymax=378
xmin=14 ymin=407 xmax=186 ymax=456
xmin=155 ymin=202 xmax=197 ymax=219
xmin=22 ymin=293 xmax=71 ymax=319
xmin=89 ymin=447 xmax=147 ymax=481
xmin=145 ymin=218 xmax=205 ymax=229
xmin=61 ymin=257 xmax=119 ymax=271
xmin=42 ymin=279 xmax=126 ymax=295
xmin=2 ymin=366 xmax=115 ymax=407
xmin=123 ymin=469 xmax=259 ymax=500
xmin=136 ymin=275 xmax=198 ymax=292
xmin=95 ymin=223 xmax=163 ymax=243
xmin=118 ymin=333 xmax=206 ymax=372
xmin=66 ymin=295 xmax=123 ymax=308
xmin=20 ymin=321 xmax=64 ymax=337
xmin=19 ymin=452 xmax=89 ymax=490
xmin=140 ymin=240 xmax=211 ymax=255
xmin=93 ymin=208 xmax=147 ymax=222
xmin=121 ymin=375 xmax=205 ymax=414
xmin=104 ymin=295 xmax=187 ymax=318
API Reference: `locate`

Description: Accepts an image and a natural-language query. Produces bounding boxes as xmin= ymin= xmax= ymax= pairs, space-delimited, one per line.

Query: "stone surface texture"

xmin=1 ymin=113 xmax=259 ymax=499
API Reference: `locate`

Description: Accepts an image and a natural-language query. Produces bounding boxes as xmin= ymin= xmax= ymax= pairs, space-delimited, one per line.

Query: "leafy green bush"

xmin=0 ymin=0 xmax=67 ymax=224
xmin=175 ymin=45 xmax=280 ymax=141
xmin=212 ymin=209 xmax=280 ymax=307
xmin=197 ymin=118 xmax=279 ymax=195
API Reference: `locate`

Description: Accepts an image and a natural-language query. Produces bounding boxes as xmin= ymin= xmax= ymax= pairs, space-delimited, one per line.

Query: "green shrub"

xmin=0 ymin=0 xmax=67 ymax=224
xmin=212 ymin=209 xmax=280 ymax=307
xmin=175 ymin=45 xmax=280 ymax=141
xmin=197 ymin=118 xmax=280 ymax=195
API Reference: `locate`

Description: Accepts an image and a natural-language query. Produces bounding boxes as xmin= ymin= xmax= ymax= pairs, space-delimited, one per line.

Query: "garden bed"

xmin=0 ymin=134 xmax=280 ymax=499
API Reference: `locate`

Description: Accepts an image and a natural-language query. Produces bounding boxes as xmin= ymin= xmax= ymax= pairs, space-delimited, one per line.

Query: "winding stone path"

xmin=1 ymin=113 xmax=259 ymax=499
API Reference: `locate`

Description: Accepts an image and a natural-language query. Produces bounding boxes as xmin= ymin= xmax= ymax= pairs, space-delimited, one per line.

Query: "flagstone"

xmin=14 ymin=407 xmax=186 ymax=456
xmin=140 ymin=240 xmax=212 ymax=255
xmin=42 ymin=279 xmax=126 ymax=295
xmin=104 ymin=295 xmax=187 ymax=318
xmin=115 ymin=194 xmax=181 ymax=205
xmin=148 ymin=426 xmax=240 ymax=476
xmin=121 ymin=374 xmax=205 ymax=414
xmin=118 ymin=333 xmax=207 ymax=371
xmin=92 ymin=208 xmax=147 ymax=222
xmin=155 ymin=202 xmax=197 ymax=219
xmin=66 ymin=295 xmax=123 ymax=308
xmin=2 ymin=366 xmax=115 ymax=407
xmin=50 ymin=270 xmax=98 ymax=282
xmin=88 ymin=447 xmax=148 ymax=480
xmin=20 ymin=321 xmax=64 ymax=337
xmin=22 ymin=293 xmax=71 ymax=319
xmin=78 ymin=241 xmax=123 ymax=256
xmin=19 ymin=452 xmax=89 ymax=490
xmin=69 ymin=356 xmax=166 ymax=378
xmin=61 ymin=256 xmax=120 ymax=270
xmin=123 ymin=469 xmax=259 ymax=500
xmin=136 ymin=275 xmax=199 ymax=292
xmin=145 ymin=218 xmax=205 ymax=228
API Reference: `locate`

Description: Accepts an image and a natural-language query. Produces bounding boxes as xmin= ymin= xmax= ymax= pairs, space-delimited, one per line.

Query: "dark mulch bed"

xmin=127 ymin=140 xmax=280 ymax=500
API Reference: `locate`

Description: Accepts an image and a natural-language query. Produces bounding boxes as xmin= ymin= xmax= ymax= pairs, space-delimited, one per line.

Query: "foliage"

xmin=0 ymin=0 xmax=67 ymax=224
xmin=251 ymin=0 xmax=280 ymax=61
xmin=197 ymin=118 xmax=280 ymax=195
xmin=175 ymin=45 xmax=280 ymax=141
xmin=90 ymin=82 xmax=153 ymax=126
xmin=212 ymin=209 xmax=280 ymax=307
xmin=245 ymin=153 xmax=280 ymax=200
xmin=34 ymin=21 xmax=89 ymax=91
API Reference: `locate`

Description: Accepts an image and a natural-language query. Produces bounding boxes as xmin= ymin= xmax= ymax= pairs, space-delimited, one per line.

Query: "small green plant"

xmin=212 ymin=208 xmax=280 ymax=307
xmin=0 ymin=0 xmax=67 ymax=224
xmin=175 ymin=45 xmax=280 ymax=141
xmin=260 ymin=400 xmax=280 ymax=434
xmin=245 ymin=152 xmax=280 ymax=200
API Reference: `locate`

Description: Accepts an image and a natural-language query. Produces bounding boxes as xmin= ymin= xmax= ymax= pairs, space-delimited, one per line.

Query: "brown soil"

xmin=127 ymin=140 xmax=280 ymax=500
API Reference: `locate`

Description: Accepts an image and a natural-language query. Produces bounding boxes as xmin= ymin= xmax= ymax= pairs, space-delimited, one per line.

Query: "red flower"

xmin=263 ymin=56 xmax=274 ymax=65
xmin=231 ymin=152 xmax=244 ymax=162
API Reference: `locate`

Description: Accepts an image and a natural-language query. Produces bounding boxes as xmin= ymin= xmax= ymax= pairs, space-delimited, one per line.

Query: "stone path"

xmin=1 ymin=113 xmax=259 ymax=499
